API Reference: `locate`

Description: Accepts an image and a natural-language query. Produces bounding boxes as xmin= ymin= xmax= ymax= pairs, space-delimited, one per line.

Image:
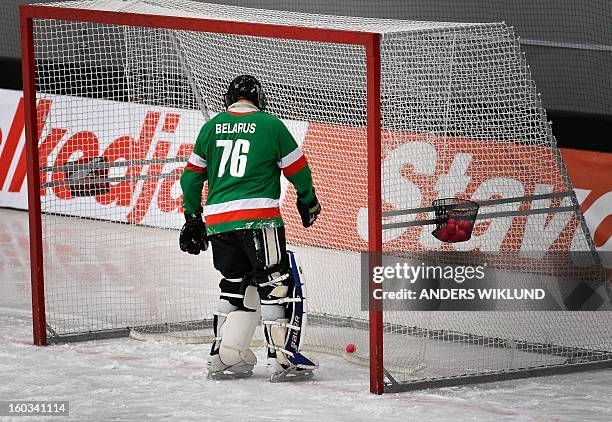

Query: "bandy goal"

xmin=20 ymin=1 xmax=611 ymax=394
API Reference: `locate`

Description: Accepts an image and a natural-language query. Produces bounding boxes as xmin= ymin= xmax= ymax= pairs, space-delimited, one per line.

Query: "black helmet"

xmin=223 ymin=75 xmax=267 ymax=111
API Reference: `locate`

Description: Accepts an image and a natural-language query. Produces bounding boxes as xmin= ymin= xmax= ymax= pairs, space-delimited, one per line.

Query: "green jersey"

xmin=180 ymin=102 xmax=315 ymax=235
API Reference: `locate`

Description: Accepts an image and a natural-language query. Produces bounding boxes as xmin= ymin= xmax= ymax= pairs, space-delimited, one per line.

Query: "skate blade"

xmin=270 ymin=367 xmax=314 ymax=383
xmin=207 ymin=369 xmax=253 ymax=380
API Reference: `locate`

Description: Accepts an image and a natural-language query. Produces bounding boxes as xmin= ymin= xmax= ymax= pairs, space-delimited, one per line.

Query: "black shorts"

xmin=209 ymin=226 xmax=288 ymax=280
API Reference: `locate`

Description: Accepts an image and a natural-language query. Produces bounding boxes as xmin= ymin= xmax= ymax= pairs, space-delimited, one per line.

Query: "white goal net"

xmin=26 ymin=0 xmax=611 ymax=391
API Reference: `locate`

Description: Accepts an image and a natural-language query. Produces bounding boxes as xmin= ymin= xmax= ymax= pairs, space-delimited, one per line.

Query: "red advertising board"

xmin=0 ymin=89 xmax=610 ymax=267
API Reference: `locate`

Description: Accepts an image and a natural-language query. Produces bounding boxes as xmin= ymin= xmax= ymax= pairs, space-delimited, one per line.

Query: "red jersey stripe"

xmin=206 ymin=207 xmax=281 ymax=225
xmin=185 ymin=162 xmax=206 ymax=173
xmin=282 ymin=155 xmax=308 ymax=177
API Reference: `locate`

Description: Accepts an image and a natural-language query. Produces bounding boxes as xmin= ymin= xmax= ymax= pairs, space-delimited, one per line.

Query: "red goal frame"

xmin=19 ymin=4 xmax=385 ymax=394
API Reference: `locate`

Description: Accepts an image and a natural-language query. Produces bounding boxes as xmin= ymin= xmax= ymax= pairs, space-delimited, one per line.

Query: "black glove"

xmin=179 ymin=212 xmax=209 ymax=255
xmin=296 ymin=195 xmax=321 ymax=228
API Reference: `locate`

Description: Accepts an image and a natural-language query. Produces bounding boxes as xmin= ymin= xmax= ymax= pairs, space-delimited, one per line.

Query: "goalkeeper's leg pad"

xmin=208 ymin=279 xmax=260 ymax=380
xmin=257 ymin=251 xmax=318 ymax=381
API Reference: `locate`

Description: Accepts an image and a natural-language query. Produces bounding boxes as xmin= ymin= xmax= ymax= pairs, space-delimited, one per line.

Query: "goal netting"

xmin=26 ymin=0 xmax=611 ymax=391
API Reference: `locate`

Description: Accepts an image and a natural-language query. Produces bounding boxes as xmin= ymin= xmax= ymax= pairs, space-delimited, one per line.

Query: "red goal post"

xmin=19 ymin=4 xmax=386 ymax=394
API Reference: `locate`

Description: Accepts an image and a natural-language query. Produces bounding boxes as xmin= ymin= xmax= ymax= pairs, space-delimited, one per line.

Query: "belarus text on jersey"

xmin=216 ymin=122 xmax=257 ymax=135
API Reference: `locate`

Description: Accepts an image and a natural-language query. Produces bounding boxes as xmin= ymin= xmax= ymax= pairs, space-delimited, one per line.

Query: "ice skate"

xmin=207 ymin=352 xmax=256 ymax=380
xmin=269 ymin=358 xmax=315 ymax=383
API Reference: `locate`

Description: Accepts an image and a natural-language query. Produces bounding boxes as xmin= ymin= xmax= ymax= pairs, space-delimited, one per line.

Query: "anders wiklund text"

xmin=374 ymin=288 xmax=546 ymax=301
xmin=422 ymin=288 xmax=545 ymax=300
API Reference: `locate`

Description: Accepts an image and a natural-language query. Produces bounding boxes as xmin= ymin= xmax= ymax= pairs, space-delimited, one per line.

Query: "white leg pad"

xmin=219 ymin=286 xmax=260 ymax=367
xmin=270 ymin=319 xmax=291 ymax=367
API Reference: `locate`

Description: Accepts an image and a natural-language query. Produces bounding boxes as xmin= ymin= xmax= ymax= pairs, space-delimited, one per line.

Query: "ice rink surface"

xmin=1 ymin=209 xmax=611 ymax=422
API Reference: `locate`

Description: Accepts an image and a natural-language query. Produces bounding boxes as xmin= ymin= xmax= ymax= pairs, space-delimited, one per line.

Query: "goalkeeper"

xmin=179 ymin=75 xmax=321 ymax=382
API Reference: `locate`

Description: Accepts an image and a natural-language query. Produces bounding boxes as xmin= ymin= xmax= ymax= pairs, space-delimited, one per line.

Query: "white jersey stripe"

xmin=203 ymin=197 xmax=279 ymax=216
xmin=188 ymin=152 xmax=207 ymax=168
xmin=277 ymin=147 xmax=303 ymax=169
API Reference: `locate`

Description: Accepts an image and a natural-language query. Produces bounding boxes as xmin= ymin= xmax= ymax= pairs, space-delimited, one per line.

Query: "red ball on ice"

xmin=346 ymin=343 xmax=356 ymax=353
xmin=437 ymin=228 xmax=450 ymax=242
xmin=458 ymin=219 xmax=472 ymax=232
xmin=445 ymin=223 xmax=456 ymax=235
